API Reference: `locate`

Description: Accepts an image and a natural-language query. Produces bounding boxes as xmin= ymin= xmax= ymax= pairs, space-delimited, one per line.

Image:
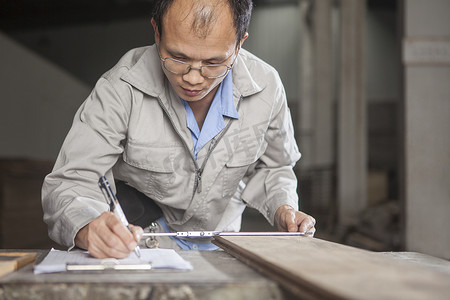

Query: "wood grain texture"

xmin=0 ymin=252 xmax=36 ymax=277
xmin=213 ymin=236 xmax=450 ymax=300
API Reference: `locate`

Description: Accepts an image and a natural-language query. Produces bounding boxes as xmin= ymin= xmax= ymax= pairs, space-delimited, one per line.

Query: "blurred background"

xmin=0 ymin=0 xmax=449 ymax=260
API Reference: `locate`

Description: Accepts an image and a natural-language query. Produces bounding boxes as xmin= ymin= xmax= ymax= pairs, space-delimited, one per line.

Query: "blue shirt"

xmin=181 ymin=71 xmax=239 ymax=160
xmin=170 ymin=72 xmax=238 ymax=250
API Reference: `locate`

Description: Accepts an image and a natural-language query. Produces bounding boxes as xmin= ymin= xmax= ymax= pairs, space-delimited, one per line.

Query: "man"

xmin=42 ymin=0 xmax=316 ymax=259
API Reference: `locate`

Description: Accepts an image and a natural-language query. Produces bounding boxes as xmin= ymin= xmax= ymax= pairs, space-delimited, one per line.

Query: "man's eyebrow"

xmin=165 ymin=48 xmax=188 ymax=58
xmin=166 ymin=47 xmax=227 ymax=62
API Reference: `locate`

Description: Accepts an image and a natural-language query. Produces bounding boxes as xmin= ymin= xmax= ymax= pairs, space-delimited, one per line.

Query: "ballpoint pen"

xmin=98 ymin=176 xmax=141 ymax=258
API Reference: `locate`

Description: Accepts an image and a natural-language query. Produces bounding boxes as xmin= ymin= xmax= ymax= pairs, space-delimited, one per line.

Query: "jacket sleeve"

xmin=240 ymin=75 xmax=301 ymax=226
xmin=42 ymin=76 xmax=130 ymax=248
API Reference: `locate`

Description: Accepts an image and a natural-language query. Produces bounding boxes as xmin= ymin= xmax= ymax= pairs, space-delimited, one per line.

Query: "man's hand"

xmin=75 ymin=212 xmax=143 ymax=259
xmin=275 ymin=205 xmax=316 ymax=236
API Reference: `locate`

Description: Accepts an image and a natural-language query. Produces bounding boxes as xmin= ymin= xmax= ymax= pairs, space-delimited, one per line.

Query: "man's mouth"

xmin=182 ymin=87 xmax=202 ymax=97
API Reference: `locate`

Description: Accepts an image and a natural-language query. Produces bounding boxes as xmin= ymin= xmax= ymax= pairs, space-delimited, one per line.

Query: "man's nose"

xmin=182 ymin=66 xmax=205 ymax=85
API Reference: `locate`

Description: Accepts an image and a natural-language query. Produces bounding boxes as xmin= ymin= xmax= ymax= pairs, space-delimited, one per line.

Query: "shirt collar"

xmin=181 ymin=71 xmax=239 ymax=157
xmin=181 ymin=70 xmax=239 ymax=130
xmin=219 ymin=71 xmax=239 ymax=119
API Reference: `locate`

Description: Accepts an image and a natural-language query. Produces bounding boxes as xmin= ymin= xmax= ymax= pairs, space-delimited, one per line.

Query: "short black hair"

xmin=152 ymin=0 xmax=253 ymax=44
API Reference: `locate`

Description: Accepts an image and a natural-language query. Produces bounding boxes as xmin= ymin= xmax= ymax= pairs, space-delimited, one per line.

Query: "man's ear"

xmin=238 ymin=32 xmax=249 ymax=49
xmin=151 ymin=18 xmax=161 ymax=44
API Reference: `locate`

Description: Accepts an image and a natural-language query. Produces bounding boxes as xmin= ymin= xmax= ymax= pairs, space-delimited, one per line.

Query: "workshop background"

xmin=0 ymin=0 xmax=449 ymax=260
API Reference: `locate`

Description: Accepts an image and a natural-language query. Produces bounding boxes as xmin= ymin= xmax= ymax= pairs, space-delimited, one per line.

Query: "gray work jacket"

xmin=42 ymin=45 xmax=301 ymax=248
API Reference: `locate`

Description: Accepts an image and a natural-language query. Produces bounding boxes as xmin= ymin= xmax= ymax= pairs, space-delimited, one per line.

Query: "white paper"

xmin=34 ymin=248 xmax=193 ymax=274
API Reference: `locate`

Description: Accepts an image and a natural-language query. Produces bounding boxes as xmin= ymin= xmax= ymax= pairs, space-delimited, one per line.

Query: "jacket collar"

xmin=121 ymin=45 xmax=264 ymax=100
xmin=231 ymin=49 xmax=265 ymax=97
xmin=121 ymin=45 xmax=165 ymax=97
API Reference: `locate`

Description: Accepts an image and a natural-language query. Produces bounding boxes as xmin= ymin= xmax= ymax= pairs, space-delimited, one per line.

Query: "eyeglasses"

xmin=157 ymin=46 xmax=238 ymax=79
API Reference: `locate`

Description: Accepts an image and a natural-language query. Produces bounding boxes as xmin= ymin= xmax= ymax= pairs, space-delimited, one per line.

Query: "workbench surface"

xmin=0 ymin=249 xmax=283 ymax=300
xmin=2 ymin=245 xmax=450 ymax=300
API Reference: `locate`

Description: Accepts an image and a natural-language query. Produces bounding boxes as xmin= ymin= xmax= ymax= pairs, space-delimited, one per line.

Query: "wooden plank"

xmin=213 ymin=236 xmax=450 ymax=300
xmin=0 ymin=252 xmax=37 ymax=277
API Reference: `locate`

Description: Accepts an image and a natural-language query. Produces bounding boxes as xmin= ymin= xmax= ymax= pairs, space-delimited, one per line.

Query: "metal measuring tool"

xmin=142 ymin=231 xmax=314 ymax=238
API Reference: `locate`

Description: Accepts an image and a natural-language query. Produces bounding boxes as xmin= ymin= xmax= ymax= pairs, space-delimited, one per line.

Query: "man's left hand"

xmin=274 ymin=205 xmax=316 ymax=236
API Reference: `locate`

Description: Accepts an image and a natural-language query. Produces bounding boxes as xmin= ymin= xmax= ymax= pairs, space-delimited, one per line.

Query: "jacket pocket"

xmin=223 ymin=157 xmax=257 ymax=198
xmin=123 ymin=142 xmax=176 ymax=201
xmin=222 ymin=140 xmax=267 ymax=198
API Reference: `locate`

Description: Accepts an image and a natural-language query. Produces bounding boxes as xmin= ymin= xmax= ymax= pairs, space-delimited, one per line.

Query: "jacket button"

xmin=145 ymin=237 xmax=159 ymax=248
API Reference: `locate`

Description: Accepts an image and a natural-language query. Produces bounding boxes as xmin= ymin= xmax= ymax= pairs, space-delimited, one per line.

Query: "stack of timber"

xmin=213 ymin=236 xmax=450 ymax=300
xmin=0 ymin=158 xmax=56 ymax=248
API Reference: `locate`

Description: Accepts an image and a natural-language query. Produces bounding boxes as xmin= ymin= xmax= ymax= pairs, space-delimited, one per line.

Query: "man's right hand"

xmin=75 ymin=212 xmax=143 ymax=259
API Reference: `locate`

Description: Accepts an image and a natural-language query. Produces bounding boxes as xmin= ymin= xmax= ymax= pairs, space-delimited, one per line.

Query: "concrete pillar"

xmin=312 ymin=0 xmax=334 ymax=168
xmin=298 ymin=0 xmax=315 ymax=169
xmin=298 ymin=0 xmax=334 ymax=169
xmin=297 ymin=0 xmax=335 ymax=215
xmin=337 ymin=0 xmax=367 ymax=225
xmin=402 ymin=0 xmax=450 ymax=259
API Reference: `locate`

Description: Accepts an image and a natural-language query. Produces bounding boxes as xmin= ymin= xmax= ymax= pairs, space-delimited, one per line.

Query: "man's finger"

xmin=87 ymin=242 xmax=107 ymax=259
xmin=307 ymin=227 xmax=316 ymax=236
xmin=89 ymin=220 xmax=131 ymax=258
xmin=91 ymin=212 xmax=134 ymax=256
xmin=286 ymin=211 xmax=299 ymax=232
xmin=105 ymin=213 xmax=137 ymax=251
xmin=129 ymin=225 xmax=144 ymax=242
xmin=298 ymin=216 xmax=316 ymax=234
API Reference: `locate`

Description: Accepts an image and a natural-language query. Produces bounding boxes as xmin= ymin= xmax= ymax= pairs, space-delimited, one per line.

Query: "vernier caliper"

xmin=142 ymin=231 xmax=314 ymax=238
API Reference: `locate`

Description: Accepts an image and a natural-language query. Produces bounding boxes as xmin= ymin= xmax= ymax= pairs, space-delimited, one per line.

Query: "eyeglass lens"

xmin=163 ymin=59 xmax=229 ymax=78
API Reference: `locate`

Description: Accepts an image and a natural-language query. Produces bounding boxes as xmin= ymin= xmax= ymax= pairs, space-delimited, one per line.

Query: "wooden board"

xmin=213 ymin=236 xmax=450 ymax=300
xmin=0 ymin=252 xmax=37 ymax=277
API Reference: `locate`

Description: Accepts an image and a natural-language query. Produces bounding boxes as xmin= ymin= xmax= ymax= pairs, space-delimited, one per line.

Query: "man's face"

xmin=152 ymin=0 xmax=240 ymax=103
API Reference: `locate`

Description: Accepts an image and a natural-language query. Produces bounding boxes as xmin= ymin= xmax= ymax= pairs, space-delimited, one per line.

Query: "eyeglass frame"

xmin=156 ymin=44 xmax=239 ymax=79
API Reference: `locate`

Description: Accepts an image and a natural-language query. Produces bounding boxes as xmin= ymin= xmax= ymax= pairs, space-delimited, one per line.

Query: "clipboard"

xmin=66 ymin=258 xmax=152 ymax=271
xmin=34 ymin=248 xmax=192 ymax=274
